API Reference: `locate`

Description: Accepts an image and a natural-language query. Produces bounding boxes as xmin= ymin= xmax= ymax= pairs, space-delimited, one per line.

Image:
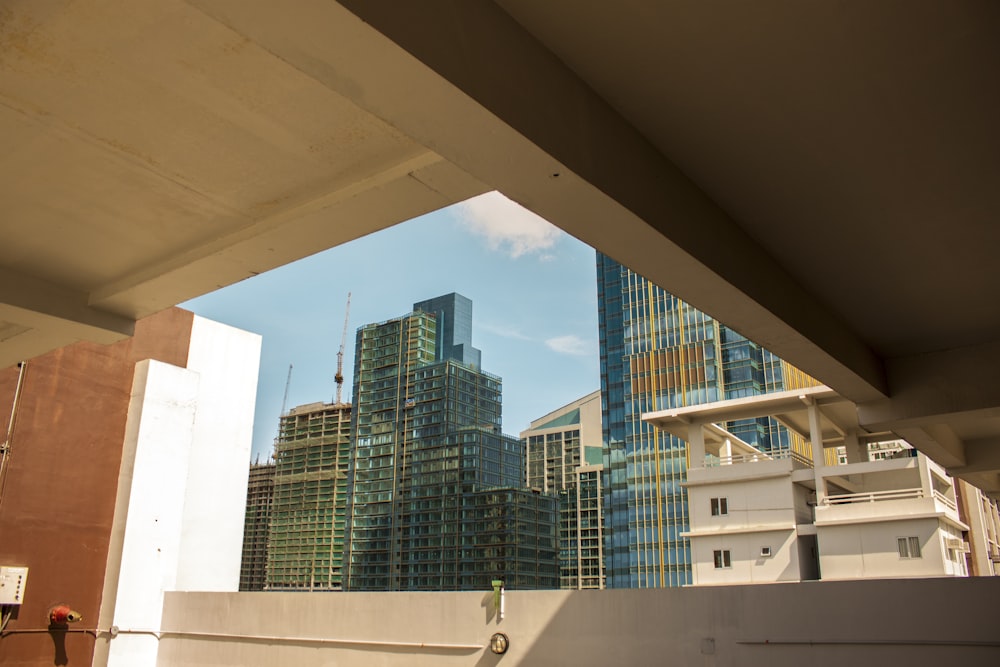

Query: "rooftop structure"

xmin=645 ymin=386 xmax=997 ymax=585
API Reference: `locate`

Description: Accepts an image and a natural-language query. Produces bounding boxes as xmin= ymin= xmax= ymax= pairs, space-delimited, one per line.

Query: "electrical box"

xmin=0 ymin=566 xmax=29 ymax=605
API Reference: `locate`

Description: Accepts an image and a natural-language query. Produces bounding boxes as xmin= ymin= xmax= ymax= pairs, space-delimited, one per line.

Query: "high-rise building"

xmin=596 ymin=253 xmax=817 ymax=588
xmin=522 ymin=390 xmax=606 ymax=589
xmin=345 ymin=293 xmax=559 ymax=591
xmin=239 ymin=459 xmax=276 ymax=591
xmin=267 ymin=401 xmax=352 ymax=591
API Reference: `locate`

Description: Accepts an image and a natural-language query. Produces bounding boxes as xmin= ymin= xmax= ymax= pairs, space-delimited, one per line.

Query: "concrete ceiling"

xmin=0 ymin=0 xmax=490 ymax=359
xmin=1 ymin=1 xmax=998 ymax=495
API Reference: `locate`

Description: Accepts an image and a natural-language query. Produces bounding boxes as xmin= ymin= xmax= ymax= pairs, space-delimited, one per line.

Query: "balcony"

xmin=816 ymin=486 xmax=963 ymax=527
xmin=704 ymin=448 xmax=813 ymax=469
xmin=689 ymin=448 xmax=814 ymax=486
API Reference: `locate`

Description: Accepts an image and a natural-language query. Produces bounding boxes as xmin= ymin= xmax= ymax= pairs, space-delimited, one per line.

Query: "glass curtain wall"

xmin=597 ymin=252 xmax=817 ymax=588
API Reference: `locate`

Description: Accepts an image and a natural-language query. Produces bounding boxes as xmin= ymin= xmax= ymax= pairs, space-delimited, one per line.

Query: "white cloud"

xmin=479 ymin=321 xmax=532 ymax=340
xmin=544 ymin=334 xmax=592 ymax=356
xmin=453 ymin=191 xmax=563 ymax=259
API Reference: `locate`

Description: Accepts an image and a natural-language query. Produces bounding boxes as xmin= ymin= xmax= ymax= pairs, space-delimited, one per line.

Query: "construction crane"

xmin=280 ymin=363 xmax=293 ymax=416
xmin=272 ymin=363 xmax=293 ymax=455
xmin=334 ymin=292 xmax=351 ymax=404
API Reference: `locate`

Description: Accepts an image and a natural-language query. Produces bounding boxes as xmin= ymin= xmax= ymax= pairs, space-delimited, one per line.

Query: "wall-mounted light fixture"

xmin=490 ymin=632 xmax=509 ymax=655
xmin=49 ymin=605 xmax=83 ymax=625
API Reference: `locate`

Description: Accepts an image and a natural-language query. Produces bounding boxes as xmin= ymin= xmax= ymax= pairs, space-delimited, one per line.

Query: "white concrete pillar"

xmin=688 ymin=423 xmax=706 ymax=468
xmin=807 ymin=402 xmax=826 ymax=504
xmin=917 ymin=454 xmax=934 ymax=498
xmin=721 ymin=437 xmax=733 ymax=462
xmin=843 ymin=430 xmax=866 ymax=464
xmin=103 ymin=360 xmax=199 ymax=667
xmin=957 ymin=480 xmax=992 ymax=576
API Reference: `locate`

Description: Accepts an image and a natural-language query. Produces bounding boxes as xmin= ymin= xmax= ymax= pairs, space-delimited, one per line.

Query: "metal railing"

xmin=704 ymin=448 xmax=813 ymax=468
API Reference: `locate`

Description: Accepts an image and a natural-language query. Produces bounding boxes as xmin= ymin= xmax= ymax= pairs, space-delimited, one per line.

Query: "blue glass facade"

xmin=597 ymin=253 xmax=814 ymax=588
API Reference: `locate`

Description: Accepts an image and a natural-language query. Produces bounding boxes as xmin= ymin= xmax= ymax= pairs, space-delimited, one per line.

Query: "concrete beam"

xmin=891 ymin=424 xmax=967 ymax=469
xmin=948 ymin=438 xmax=1000 ymax=476
xmin=203 ymin=0 xmax=887 ymax=402
xmin=0 ymin=328 xmax=82 ymax=371
xmin=858 ymin=338 xmax=1000 ymax=427
xmin=88 ymin=154 xmax=486 ymax=318
xmin=0 ymin=266 xmax=135 ymax=368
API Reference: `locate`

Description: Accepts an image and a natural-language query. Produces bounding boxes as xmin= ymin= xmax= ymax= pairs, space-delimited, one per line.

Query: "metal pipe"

xmin=2 ymin=361 xmax=26 ymax=450
xmin=738 ymin=638 xmax=1000 ymax=647
xmin=113 ymin=627 xmax=483 ymax=651
xmin=0 ymin=360 xmax=28 ymax=510
xmin=1 ymin=628 xmax=100 ymax=638
xmin=3 ymin=626 xmax=483 ymax=651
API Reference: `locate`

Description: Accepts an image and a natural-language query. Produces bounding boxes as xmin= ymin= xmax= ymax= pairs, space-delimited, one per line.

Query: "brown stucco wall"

xmin=0 ymin=308 xmax=193 ymax=666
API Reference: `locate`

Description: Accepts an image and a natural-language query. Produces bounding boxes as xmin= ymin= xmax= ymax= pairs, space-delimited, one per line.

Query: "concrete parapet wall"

xmin=157 ymin=577 xmax=999 ymax=667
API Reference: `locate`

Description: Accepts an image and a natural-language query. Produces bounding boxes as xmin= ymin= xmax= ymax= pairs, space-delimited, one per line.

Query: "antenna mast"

xmin=335 ymin=292 xmax=351 ymax=404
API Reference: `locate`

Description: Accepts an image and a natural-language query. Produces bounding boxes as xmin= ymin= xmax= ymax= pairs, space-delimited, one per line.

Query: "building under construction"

xmin=267 ymin=401 xmax=352 ymax=591
xmin=239 ymin=459 xmax=276 ymax=591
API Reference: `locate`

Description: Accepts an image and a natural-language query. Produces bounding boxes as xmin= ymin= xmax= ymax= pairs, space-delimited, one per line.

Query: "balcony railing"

xmin=704 ymin=448 xmax=813 ymax=468
xmin=822 ymin=487 xmax=959 ymax=511
xmin=932 ymin=489 xmax=957 ymax=511
xmin=823 ymin=487 xmax=923 ymax=505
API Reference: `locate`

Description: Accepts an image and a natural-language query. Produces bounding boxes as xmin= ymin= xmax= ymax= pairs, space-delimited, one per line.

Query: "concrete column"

xmin=957 ymin=481 xmax=992 ymax=576
xmin=843 ymin=430 xmax=866 ymax=464
xmin=688 ymin=423 xmax=706 ymax=468
xmin=917 ymin=455 xmax=934 ymax=498
xmin=807 ymin=402 xmax=826 ymax=504
xmin=721 ymin=437 xmax=733 ymax=462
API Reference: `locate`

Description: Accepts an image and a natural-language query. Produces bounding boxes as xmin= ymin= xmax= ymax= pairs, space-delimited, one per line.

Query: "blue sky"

xmin=182 ymin=193 xmax=600 ymax=462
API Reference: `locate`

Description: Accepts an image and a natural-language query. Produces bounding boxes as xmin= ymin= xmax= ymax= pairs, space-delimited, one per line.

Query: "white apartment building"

xmin=645 ymin=386 xmax=995 ymax=586
xmin=521 ymin=390 xmax=605 ymax=589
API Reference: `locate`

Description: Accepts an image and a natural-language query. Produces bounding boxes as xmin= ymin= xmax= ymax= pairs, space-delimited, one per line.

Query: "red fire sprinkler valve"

xmin=49 ymin=605 xmax=83 ymax=625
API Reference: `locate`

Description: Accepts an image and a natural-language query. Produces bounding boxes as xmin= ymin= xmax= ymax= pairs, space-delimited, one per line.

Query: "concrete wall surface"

xmin=818 ymin=519 xmax=949 ymax=580
xmin=691 ymin=529 xmax=801 ymax=585
xmin=157 ymin=578 xmax=1000 ymax=667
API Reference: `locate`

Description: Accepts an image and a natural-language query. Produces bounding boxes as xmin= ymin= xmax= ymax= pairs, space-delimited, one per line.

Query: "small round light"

xmin=490 ymin=632 xmax=510 ymax=655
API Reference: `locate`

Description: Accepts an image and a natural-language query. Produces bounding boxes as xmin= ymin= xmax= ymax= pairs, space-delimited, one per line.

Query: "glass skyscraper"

xmin=345 ymin=293 xmax=558 ymax=591
xmin=597 ymin=253 xmax=816 ymax=588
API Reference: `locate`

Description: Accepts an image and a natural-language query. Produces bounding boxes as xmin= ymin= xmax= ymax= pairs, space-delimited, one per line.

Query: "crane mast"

xmin=334 ymin=292 xmax=351 ymax=404
xmin=280 ymin=363 xmax=293 ymax=416
xmin=272 ymin=363 xmax=293 ymax=453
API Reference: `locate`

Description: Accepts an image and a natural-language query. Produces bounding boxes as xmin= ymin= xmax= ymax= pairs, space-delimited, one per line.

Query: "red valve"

xmin=49 ymin=605 xmax=83 ymax=625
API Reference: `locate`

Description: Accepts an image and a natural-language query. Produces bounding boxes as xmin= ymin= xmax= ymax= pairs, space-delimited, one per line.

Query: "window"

xmin=710 ymin=497 xmax=728 ymax=516
xmin=713 ymin=550 xmax=731 ymax=569
xmin=897 ymin=536 xmax=921 ymax=559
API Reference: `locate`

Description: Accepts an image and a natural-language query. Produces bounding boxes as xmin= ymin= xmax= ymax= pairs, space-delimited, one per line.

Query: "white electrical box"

xmin=0 ymin=566 xmax=29 ymax=605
